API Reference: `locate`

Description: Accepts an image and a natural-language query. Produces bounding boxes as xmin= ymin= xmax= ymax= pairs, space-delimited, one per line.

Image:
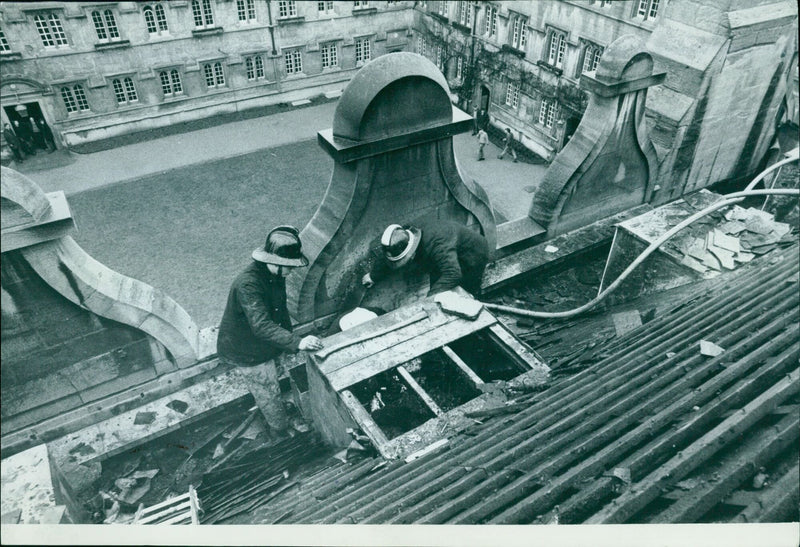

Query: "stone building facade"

xmin=413 ymin=0 xmax=797 ymax=178
xmin=1 ymin=1 xmax=796 ymax=198
xmin=0 ymin=1 xmax=413 ymax=147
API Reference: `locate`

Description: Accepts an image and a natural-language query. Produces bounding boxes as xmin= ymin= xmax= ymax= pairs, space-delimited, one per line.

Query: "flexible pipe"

xmin=483 ymin=184 xmax=799 ymax=319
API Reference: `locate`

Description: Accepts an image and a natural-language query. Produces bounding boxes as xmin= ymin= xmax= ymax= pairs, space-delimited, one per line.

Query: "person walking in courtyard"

xmin=3 ymin=122 xmax=25 ymax=163
xmin=498 ymin=127 xmax=518 ymax=162
xmin=36 ymin=118 xmax=56 ymax=152
xmin=217 ymin=226 xmax=324 ymax=438
xmin=362 ymin=218 xmax=490 ymax=297
xmin=477 ymin=128 xmax=488 ymax=161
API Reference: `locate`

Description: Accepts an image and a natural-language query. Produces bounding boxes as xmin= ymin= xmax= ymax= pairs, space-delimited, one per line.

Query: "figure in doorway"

xmin=37 ymin=118 xmax=56 ymax=152
xmin=472 ymin=104 xmax=480 ymax=135
xmin=29 ymin=117 xmax=44 ymax=151
xmin=12 ymin=120 xmax=34 ymax=156
xmin=3 ymin=123 xmax=25 ymax=163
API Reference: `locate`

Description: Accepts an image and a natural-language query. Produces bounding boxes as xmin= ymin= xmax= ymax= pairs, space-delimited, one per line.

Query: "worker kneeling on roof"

xmin=217 ymin=226 xmax=323 ymax=437
xmin=362 ymin=218 xmax=490 ymax=297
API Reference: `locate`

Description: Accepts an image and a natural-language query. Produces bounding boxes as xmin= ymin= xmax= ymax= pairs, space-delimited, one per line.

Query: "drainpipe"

xmin=469 ymin=3 xmax=478 ymax=107
xmin=266 ymin=1 xmax=277 ymax=55
xmin=265 ymin=1 xmax=280 ymax=91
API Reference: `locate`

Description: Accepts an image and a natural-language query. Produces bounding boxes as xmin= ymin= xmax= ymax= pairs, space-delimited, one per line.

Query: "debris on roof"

xmin=241 ymin=244 xmax=799 ymax=525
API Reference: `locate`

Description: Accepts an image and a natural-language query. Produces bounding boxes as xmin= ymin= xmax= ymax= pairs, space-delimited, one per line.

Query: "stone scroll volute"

xmin=530 ymin=35 xmax=664 ymax=237
xmin=287 ymin=52 xmax=496 ymax=323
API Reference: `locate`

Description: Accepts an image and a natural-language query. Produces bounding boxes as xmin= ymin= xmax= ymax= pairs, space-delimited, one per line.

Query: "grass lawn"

xmin=68 ymin=138 xmax=332 ymax=329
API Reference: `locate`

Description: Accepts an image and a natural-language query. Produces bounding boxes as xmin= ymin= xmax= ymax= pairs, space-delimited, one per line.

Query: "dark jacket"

xmin=3 ymin=127 xmax=20 ymax=149
xmin=217 ymin=261 xmax=301 ymax=365
xmin=370 ymin=218 xmax=490 ymax=295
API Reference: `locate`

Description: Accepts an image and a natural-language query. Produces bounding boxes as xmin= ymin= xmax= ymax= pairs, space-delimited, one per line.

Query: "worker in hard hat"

xmin=217 ymin=226 xmax=323 ymax=437
xmin=362 ymin=218 xmax=490 ymax=296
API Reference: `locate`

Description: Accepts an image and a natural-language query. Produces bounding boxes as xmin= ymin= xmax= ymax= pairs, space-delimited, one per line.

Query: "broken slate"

xmin=744 ymin=215 xmax=775 ymax=235
xmin=166 ymin=400 xmax=189 ymax=414
xmin=719 ymin=220 xmax=747 ymax=235
xmin=612 ymin=310 xmax=643 ymax=337
xmin=712 ymin=229 xmax=740 ymax=254
xmin=699 ymin=340 xmax=725 ymax=357
xmin=707 ymin=244 xmax=735 ymax=270
xmin=133 ymin=411 xmax=156 ymax=425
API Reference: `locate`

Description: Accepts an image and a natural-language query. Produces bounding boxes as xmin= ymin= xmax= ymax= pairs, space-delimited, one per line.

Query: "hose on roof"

xmin=482 ymin=149 xmax=800 ymax=320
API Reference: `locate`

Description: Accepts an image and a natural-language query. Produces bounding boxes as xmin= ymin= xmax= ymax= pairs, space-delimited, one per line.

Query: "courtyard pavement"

xmin=13 ymin=101 xmax=546 ymax=221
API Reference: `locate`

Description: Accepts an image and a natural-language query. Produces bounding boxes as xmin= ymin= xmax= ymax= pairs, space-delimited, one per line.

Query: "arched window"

xmin=582 ymin=44 xmax=603 ymax=74
xmin=159 ymin=70 xmax=183 ymax=97
xmin=203 ymin=62 xmax=225 ymax=88
xmin=170 ymin=70 xmax=183 ymax=94
xmin=105 ymin=10 xmax=119 ymax=38
xmin=92 ymin=9 xmax=120 ymax=42
xmin=237 ymin=0 xmax=256 ymax=22
xmin=155 ymin=5 xmax=168 ymax=31
xmin=144 ymin=5 xmax=169 ymax=34
xmin=112 ymin=79 xmax=126 ymax=103
xmin=124 ymin=77 xmax=138 ymax=102
xmin=192 ymin=0 xmax=214 ymax=28
xmin=61 ymin=84 xmax=90 ymax=113
xmin=91 ymin=11 xmax=107 ymax=40
xmin=245 ymin=57 xmax=255 ymax=80
xmin=143 ymin=6 xmax=157 ymax=33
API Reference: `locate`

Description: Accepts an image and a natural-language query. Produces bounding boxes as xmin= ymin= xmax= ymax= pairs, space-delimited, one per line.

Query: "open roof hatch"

xmin=305 ymin=290 xmax=550 ymax=459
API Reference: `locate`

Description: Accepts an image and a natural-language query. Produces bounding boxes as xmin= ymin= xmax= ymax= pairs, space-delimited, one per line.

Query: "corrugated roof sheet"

xmin=233 ymin=244 xmax=799 ymax=524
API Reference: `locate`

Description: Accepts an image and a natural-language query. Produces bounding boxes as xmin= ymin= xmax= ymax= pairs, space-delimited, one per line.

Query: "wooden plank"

xmin=137 ymin=493 xmax=190 ymax=515
xmin=315 ymin=303 xmax=452 ymax=375
xmin=397 ymin=366 xmax=442 ymax=416
xmin=328 ymin=312 xmax=497 ymax=391
xmin=488 ymin=324 xmax=549 ymax=372
xmin=137 ymin=500 xmax=191 ymax=524
xmin=158 ymin=512 xmax=191 ymax=525
xmin=316 ymin=311 xmax=429 ymax=360
xmin=340 ymin=390 xmax=390 ymax=450
xmin=442 ymin=345 xmax=484 ymax=387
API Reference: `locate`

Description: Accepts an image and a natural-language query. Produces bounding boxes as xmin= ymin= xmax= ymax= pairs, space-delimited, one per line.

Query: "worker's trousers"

xmin=221 ymin=357 xmax=289 ymax=432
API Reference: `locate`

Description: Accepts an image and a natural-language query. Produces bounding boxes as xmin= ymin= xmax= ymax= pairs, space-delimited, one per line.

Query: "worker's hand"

xmin=361 ymin=273 xmax=374 ymax=288
xmin=298 ymin=335 xmax=324 ymax=351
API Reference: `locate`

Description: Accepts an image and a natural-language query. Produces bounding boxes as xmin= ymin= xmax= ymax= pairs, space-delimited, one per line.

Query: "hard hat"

xmin=252 ymin=225 xmax=309 ymax=267
xmin=381 ymin=224 xmax=420 ymax=268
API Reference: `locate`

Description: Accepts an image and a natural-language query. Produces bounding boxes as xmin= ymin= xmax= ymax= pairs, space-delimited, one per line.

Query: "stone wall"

xmin=646 ymin=0 xmax=798 ymax=202
xmin=1 ymin=250 xmax=175 ymax=435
